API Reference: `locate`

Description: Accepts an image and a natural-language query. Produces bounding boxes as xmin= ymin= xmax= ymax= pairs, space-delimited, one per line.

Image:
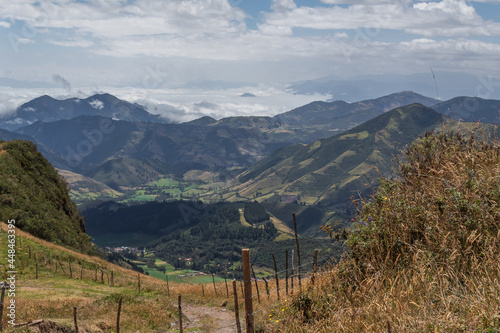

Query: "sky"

xmin=1 ymin=0 xmax=500 ymax=121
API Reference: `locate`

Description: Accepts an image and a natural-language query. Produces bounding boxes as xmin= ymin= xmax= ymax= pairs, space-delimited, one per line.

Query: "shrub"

xmin=348 ymin=131 xmax=500 ymax=273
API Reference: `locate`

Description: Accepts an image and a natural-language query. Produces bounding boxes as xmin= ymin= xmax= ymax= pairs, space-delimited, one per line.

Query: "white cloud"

xmin=321 ymin=0 xmax=400 ymax=4
xmin=0 ymin=0 xmax=247 ymax=39
xmin=89 ymin=99 xmax=104 ymax=109
xmin=334 ymin=32 xmax=349 ymax=38
xmin=0 ymin=85 xmax=333 ymax=123
xmin=261 ymin=0 xmax=500 ymax=37
xmin=0 ymin=0 xmax=499 ymax=92
xmin=48 ymin=39 xmax=94 ymax=48
xmin=272 ymin=0 xmax=297 ymax=11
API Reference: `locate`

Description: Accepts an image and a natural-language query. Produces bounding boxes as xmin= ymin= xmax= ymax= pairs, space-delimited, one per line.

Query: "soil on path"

xmin=169 ymin=303 xmax=238 ymax=333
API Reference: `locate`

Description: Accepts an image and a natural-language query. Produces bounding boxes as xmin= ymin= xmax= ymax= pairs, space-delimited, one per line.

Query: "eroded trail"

xmin=169 ymin=304 xmax=238 ymax=332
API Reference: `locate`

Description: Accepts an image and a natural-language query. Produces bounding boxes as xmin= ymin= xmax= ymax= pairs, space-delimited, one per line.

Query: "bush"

xmin=347 ymin=131 xmax=500 ymax=273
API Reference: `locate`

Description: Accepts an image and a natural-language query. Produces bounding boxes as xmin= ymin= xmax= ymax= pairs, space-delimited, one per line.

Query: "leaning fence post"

xmin=262 ymin=277 xmax=270 ymax=300
xmin=251 ymin=266 xmax=260 ymax=304
xmin=233 ymin=280 xmax=242 ymax=333
xmin=242 ymin=249 xmax=254 ymax=333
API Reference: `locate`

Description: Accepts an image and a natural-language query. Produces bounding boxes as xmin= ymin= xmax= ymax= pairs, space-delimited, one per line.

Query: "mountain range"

xmin=1 ymin=91 xmax=499 ymax=234
xmin=0 ymin=93 xmax=166 ymax=131
xmin=287 ymin=72 xmax=489 ymax=101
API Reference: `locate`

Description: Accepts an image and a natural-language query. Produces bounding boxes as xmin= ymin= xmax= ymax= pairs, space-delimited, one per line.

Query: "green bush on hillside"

xmin=0 ymin=140 xmax=93 ymax=253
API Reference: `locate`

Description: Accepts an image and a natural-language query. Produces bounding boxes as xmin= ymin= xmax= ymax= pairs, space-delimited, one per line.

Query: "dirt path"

xmin=169 ymin=304 xmax=238 ymax=332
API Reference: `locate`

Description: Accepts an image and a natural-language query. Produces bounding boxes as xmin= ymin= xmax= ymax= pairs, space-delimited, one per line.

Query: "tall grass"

xmin=0 ymin=223 xmax=242 ymax=332
xmin=263 ymin=130 xmax=500 ymax=332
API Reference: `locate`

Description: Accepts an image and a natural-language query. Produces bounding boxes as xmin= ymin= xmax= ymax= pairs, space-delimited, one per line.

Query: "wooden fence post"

xmin=55 ymin=261 xmax=58 ymax=274
xmin=272 ymin=253 xmax=280 ymax=300
xmin=251 ymin=267 xmax=260 ymax=304
xmin=242 ymin=249 xmax=254 ymax=333
xmin=178 ymin=295 xmax=183 ymax=333
xmin=311 ymin=249 xmax=319 ymax=286
xmin=212 ymin=273 xmax=217 ymax=296
xmin=137 ymin=273 xmax=141 ymax=294
xmin=166 ymin=273 xmax=170 ymax=297
xmin=291 ymin=249 xmax=294 ymax=295
xmin=292 ymin=212 xmax=302 ymax=292
xmin=69 ymin=262 xmax=73 ymax=279
xmin=232 ymin=280 xmax=242 ymax=333
xmin=59 ymin=262 xmax=66 ymax=275
xmin=111 ymin=270 xmax=114 ymax=287
xmin=224 ymin=274 xmax=229 ymax=297
xmin=262 ymin=277 xmax=270 ymax=300
xmin=0 ymin=282 xmax=7 ymax=332
xmin=116 ymin=298 xmax=122 ymax=333
xmin=80 ymin=267 xmax=83 ymax=280
xmin=202 ymin=284 xmax=205 ymax=297
xmin=285 ymin=249 xmax=289 ymax=296
xmin=34 ymin=254 xmax=38 ymax=279
xmin=73 ymin=306 xmax=78 ymax=333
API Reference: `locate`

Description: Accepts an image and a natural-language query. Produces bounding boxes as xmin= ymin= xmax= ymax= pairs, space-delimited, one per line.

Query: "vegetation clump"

xmin=266 ymin=130 xmax=500 ymax=332
xmin=349 ymin=131 xmax=500 ymax=273
xmin=0 ymin=140 xmax=93 ymax=253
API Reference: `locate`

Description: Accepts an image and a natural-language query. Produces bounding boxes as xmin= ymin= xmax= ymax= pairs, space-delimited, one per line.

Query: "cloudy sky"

xmin=1 ymin=0 xmax=500 ymax=121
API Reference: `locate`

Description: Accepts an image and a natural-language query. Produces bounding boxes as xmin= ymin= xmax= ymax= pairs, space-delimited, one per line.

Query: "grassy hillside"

xmin=0 ymin=222 xmax=243 ymax=332
xmin=265 ymin=130 xmax=500 ymax=332
xmin=0 ymin=140 xmax=93 ymax=253
xmin=225 ymin=104 xmax=498 ymax=235
xmin=58 ymin=169 xmax=124 ymax=204
xmin=234 ymin=104 xmax=446 ymax=206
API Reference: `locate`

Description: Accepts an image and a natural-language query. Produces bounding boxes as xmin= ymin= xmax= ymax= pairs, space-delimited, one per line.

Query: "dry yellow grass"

xmin=256 ymin=130 xmax=500 ymax=332
xmin=0 ymin=222 xmax=242 ymax=332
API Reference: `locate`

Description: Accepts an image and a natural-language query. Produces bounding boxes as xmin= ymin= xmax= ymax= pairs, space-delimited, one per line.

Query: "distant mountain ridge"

xmin=185 ymin=91 xmax=439 ymax=144
xmin=432 ymin=96 xmax=500 ymax=124
xmin=230 ymin=104 xmax=449 ymax=210
xmin=13 ymin=115 xmax=283 ymax=188
xmin=0 ymin=93 xmax=167 ymax=130
xmin=1 ymin=91 xmax=500 ymax=207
